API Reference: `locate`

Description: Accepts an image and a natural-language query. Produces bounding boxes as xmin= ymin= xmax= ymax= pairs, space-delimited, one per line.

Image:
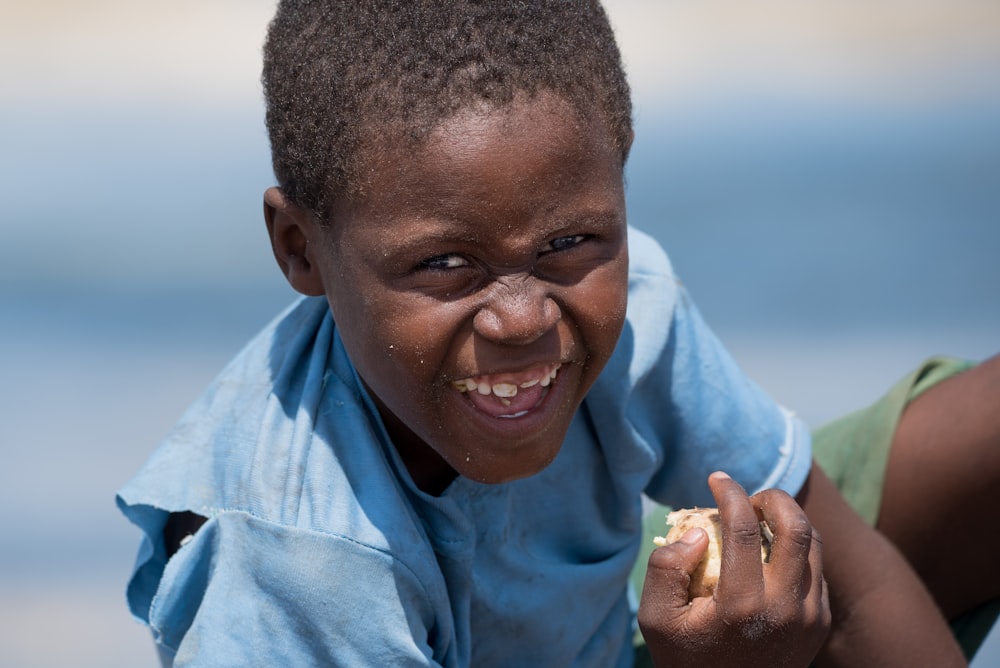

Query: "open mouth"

xmin=451 ymin=363 xmax=562 ymax=419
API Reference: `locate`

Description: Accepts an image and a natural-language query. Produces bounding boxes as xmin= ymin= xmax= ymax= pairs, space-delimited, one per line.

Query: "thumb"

xmin=638 ymin=528 xmax=709 ymax=627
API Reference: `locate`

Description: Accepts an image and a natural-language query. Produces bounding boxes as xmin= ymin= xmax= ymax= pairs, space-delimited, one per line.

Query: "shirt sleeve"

xmin=143 ymin=511 xmax=445 ymax=667
xmin=639 ymin=286 xmax=812 ymax=506
xmin=587 ymin=227 xmax=812 ymax=509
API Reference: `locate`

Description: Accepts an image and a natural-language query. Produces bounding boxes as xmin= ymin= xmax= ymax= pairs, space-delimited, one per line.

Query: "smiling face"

xmin=309 ymin=93 xmax=629 ymax=493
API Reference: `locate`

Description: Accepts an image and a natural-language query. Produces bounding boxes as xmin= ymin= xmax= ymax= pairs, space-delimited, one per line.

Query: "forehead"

xmin=349 ymin=93 xmax=619 ymax=209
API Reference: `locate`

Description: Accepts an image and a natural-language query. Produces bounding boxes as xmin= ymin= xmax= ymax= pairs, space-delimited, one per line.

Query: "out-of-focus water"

xmin=2 ymin=1 xmax=1000 ymax=661
xmin=2 ymin=104 xmax=998 ymax=666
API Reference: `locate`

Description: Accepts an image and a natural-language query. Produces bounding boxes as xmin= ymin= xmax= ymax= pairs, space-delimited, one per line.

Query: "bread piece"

xmin=652 ymin=508 xmax=773 ymax=599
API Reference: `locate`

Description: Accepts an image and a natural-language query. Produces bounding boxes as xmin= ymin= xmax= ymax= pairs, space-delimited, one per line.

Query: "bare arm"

xmin=879 ymin=353 xmax=1000 ymax=620
xmin=797 ymin=462 xmax=966 ymax=667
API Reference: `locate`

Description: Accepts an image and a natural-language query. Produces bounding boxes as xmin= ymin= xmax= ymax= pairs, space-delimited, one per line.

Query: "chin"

xmin=448 ymin=428 xmax=567 ymax=485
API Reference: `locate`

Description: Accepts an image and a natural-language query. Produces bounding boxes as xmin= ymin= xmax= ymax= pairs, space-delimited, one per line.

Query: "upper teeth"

xmin=452 ymin=364 xmax=561 ymax=398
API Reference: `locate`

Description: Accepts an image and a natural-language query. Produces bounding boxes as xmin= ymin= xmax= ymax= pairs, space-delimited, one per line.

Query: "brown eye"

xmin=417 ymin=254 xmax=470 ymax=271
xmin=544 ymin=234 xmax=588 ymax=253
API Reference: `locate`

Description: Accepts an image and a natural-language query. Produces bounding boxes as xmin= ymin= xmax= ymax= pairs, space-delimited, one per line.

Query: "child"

xmin=118 ymin=1 xmax=999 ymax=666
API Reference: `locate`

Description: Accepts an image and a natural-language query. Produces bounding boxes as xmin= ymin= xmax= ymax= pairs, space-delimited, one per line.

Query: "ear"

xmin=263 ymin=187 xmax=325 ymax=296
xmin=622 ymin=128 xmax=635 ymax=162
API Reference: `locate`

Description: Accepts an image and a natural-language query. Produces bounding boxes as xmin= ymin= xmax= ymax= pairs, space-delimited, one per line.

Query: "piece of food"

xmin=652 ymin=507 xmax=773 ymax=599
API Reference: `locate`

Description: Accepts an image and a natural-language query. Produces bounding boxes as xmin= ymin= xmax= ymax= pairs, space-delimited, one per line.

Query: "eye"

xmin=416 ymin=253 xmax=470 ymax=272
xmin=543 ymin=234 xmax=588 ymax=253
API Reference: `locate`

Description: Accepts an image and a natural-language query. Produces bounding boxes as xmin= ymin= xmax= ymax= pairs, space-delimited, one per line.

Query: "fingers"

xmin=751 ymin=486 xmax=830 ymax=634
xmin=640 ymin=475 xmax=832 ymax=666
xmin=753 ymin=487 xmax=816 ymax=598
xmin=638 ymin=528 xmax=710 ymax=630
xmin=709 ymin=471 xmax=766 ymax=616
xmin=808 ymin=529 xmax=831 ymax=629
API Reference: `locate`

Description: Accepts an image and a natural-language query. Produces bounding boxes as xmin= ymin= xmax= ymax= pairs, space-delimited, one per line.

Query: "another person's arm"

xmin=878 ymin=353 xmax=1000 ymax=620
xmin=798 ymin=463 xmax=966 ymax=667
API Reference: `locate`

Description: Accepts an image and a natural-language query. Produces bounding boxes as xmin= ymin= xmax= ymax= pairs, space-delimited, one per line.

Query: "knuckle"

xmin=647 ymin=544 xmax=692 ymax=571
xmin=754 ymin=487 xmax=792 ymax=504
xmin=718 ymin=591 xmax=766 ymax=622
xmin=799 ymin=599 xmax=832 ymax=641
xmin=767 ymin=592 xmax=806 ymax=626
xmin=780 ymin=514 xmax=814 ymax=551
xmin=636 ymin=604 xmax=656 ymax=631
xmin=637 ymin=596 xmax=686 ymax=634
xmin=736 ymin=613 xmax=774 ymax=642
xmin=785 ymin=511 xmax=813 ymax=536
xmin=728 ymin=516 xmax=766 ymax=548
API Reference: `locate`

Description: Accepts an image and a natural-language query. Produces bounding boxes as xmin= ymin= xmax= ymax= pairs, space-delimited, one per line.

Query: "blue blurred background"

xmin=1 ymin=1 xmax=997 ymax=665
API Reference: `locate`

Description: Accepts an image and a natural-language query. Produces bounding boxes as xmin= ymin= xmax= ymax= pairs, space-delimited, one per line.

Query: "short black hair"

xmin=263 ymin=0 xmax=633 ymax=222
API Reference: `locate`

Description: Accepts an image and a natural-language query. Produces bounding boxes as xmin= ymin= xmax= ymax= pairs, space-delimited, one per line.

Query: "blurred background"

xmin=1 ymin=1 xmax=997 ymax=665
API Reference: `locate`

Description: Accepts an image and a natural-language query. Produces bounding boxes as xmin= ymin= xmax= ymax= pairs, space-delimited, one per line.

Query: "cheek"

xmin=575 ymin=260 xmax=629 ymax=353
xmin=344 ymin=320 xmax=447 ymax=439
xmin=339 ymin=295 xmax=467 ymax=403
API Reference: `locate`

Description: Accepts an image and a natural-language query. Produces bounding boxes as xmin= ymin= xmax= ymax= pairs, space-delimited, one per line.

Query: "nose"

xmin=473 ymin=276 xmax=561 ymax=345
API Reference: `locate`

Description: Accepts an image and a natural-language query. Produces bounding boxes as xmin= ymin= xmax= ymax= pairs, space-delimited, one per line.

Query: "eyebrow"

xmin=376 ymin=219 xmax=483 ymax=254
xmin=374 ymin=204 xmax=623 ymax=255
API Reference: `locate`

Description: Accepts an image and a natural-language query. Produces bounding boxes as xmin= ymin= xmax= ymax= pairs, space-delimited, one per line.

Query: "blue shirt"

xmin=117 ymin=226 xmax=811 ymax=667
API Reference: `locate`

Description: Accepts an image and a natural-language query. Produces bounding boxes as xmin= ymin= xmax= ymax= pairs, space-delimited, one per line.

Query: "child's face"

xmin=314 ymin=93 xmax=629 ymax=492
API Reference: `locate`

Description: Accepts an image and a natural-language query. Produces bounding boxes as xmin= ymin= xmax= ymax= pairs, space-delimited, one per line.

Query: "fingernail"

xmin=710 ymin=471 xmax=731 ymax=481
xmin=681 ymin=528 xmax=704 ymax=545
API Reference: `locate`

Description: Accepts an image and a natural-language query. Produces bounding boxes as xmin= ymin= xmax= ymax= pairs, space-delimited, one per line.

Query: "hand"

xmin=637 ymin=472 xmax=831 ymax=668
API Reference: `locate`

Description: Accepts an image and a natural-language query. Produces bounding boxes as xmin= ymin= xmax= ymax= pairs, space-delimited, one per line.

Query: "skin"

xmin=879 ymin=353 xmax=1000 ymax=620
xmin=640 ymin=466 xmax=968 ymax=667
xmin=637 ymin=472 xmax=831 ymax=668
xmin=797 ymin=463 xmax=966 ymax=667
xmin=265 ymin=92 xmax=629 ymax=494
xmin=256 ymin=91 xmax=987 ymax=665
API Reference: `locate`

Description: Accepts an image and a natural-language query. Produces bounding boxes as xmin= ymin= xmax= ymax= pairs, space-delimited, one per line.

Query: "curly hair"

xmin=262 ymin=0 xmax=632 ymax=222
